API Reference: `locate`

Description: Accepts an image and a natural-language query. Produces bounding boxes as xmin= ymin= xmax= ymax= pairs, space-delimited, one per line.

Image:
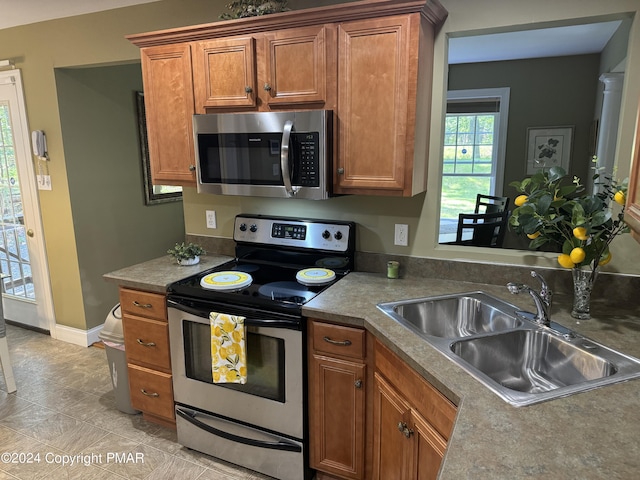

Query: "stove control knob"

xmin=334 ymin=231 xmax=343 ymax=241
xmin=239 ymin=223 xmax=247 ymax=232
xmin=249 ymin=224 xmax=258 ymax=233
xmin=322 ymin=230 xmax=331 ymax=239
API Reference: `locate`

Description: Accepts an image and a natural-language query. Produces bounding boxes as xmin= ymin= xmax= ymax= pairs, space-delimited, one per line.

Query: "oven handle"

xmin=167 ymin=298 xmax=302 ymax=330
xmin=176 ymin=407 xmax=302 ymax=453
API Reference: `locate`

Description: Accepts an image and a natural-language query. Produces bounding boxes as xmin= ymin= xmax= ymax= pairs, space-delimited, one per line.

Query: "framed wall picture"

xmin=526 ymin=126 xmax=574 ymax=175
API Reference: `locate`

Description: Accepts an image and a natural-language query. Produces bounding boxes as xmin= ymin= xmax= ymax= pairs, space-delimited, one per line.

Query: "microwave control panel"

xmin=292 ymin=133 xmax=320 ymax=187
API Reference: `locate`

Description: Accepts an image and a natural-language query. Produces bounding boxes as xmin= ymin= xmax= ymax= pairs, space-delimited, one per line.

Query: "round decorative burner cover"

xmin=296 ymin=267 xmax=336 ymax=286
xmin=200 ymin=271 xmax=252 ymax=291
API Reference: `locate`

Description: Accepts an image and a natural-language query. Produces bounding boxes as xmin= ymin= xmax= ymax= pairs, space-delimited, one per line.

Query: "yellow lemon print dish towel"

xmin=210 ymin=312 xmax=247 ymax=384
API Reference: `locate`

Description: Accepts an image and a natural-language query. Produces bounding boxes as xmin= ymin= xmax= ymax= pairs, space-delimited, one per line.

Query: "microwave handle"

xmin=280 ymin=120 xmax=298 ymax=197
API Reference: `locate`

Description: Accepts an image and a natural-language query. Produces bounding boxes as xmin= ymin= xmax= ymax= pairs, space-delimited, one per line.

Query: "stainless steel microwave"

xmin=193 ymin=110 xmax=332 ymax=200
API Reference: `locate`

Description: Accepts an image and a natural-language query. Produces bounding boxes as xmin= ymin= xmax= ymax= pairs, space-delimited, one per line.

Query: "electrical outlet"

xmin=394 ymin=224 xmax=408 ymax=246
xmin=206 ymin=210 xmax=217 ymax=229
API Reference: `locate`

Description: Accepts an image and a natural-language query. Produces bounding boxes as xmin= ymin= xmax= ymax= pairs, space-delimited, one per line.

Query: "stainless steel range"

xmin=167 ymin=214 xmax=355 ymax=480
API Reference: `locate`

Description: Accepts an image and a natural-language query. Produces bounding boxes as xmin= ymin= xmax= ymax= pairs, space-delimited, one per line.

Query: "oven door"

xmin=167 ymin=297 xmax=304 ymax=440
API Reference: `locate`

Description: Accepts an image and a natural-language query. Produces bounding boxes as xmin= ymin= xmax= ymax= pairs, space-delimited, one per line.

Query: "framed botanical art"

xmin=526 ymin=126 xmax=574 ymax=175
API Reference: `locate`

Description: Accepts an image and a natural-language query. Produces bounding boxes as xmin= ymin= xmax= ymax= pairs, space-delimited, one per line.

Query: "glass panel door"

xmin=0 ymin=102 xmax=33 ymax=300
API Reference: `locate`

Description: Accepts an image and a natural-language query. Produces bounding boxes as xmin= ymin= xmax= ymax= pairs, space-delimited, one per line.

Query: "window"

xmin=439 ymin=88 xmax=509 ymax=242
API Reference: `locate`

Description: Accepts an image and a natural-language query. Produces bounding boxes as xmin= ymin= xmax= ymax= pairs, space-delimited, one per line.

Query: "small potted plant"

xmin=167 ymin=242 xmax=206 ymax=266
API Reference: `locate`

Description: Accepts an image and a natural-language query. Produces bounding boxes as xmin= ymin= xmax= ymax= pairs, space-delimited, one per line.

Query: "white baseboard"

xmin=54 ymin=323 xmax=103 ymax=347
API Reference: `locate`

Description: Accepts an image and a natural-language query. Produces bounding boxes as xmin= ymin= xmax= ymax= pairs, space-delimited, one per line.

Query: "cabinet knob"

xmin=189 ymin=165 xmax=196 ymax=172
xmin=354 ymin=379 xmax=363 ymax=389
xmin=263 ymin=83 xmax=272 ymax=92
xmin=397 ymin=422 xmax=414 ymax=439
xmin=337 ymin=168 xmax=344 ymax=175
xmin=245 ymin=86 xmax=253 ymax=93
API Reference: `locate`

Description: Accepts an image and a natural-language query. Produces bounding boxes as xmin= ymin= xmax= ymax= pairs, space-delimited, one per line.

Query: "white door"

xmin=0 ymin=69 xmax=55 ymax=333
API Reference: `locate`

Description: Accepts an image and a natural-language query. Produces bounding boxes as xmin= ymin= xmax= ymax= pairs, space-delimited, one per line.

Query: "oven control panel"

xmin=234 ymin=215 xmax=354 ymax=253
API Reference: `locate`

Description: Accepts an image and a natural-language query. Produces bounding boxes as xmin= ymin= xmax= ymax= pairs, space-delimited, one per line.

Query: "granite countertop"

xmin=304 ymin=272 xmax=640 ymax=479
xmin=104 ymin=257 xmax=640 ymax=479
xmin=103 ymin=254 xmax=234 ymax=293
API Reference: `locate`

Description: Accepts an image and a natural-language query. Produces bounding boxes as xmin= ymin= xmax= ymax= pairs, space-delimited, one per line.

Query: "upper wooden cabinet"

xmin=192 ymin=25 xmax=332 ymax=112
xmin=127 ymin=0 xmax=447 ymax=192
xmin=625 ymin=100 xmax=640 ymax=243
xmin=140 ymin=43 xmax=197 ymax=186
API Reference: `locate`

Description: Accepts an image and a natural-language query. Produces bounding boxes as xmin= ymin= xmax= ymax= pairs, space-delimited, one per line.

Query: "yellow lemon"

xmin=514 ymin=194 xmax=528 ymax=207
xmin=599 ymin=251 xmax=612 ymax=266
xmin=572 ymin=227 xmax=588 ymax=241
xmin=526 ymin=231 xmax=541 ymax=239
xmin=557 ymin=254 xmax=574 ymax=269
xmin=614 ymin=190 xmax=625 ymax=205
xmin=569 ymin=247 xmax=586 ymax=264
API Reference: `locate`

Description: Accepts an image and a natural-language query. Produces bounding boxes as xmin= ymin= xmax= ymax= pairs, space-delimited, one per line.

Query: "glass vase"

xmin=571 ymin=267 xmax=598 ymax=320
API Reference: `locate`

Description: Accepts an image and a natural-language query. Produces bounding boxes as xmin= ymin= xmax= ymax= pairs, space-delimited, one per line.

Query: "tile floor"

xmin=0 ymin=324 xmax=275 ymax=479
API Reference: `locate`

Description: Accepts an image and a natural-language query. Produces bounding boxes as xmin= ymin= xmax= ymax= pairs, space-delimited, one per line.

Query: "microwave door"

xmin=280 ymin=120 xmax=297 ymax=198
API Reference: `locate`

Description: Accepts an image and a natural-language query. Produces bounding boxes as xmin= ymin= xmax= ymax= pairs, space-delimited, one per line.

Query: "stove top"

xmin=167 ymin=214 xmax=356 ymax=314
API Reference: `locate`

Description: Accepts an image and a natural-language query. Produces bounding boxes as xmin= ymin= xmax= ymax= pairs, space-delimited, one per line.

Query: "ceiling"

xmin=0 ymin=0 xmax=159 ymax=30
xmin=449 ymin=21 xmax=623 ymax=64
xmin=0 ymin=1 xmax=623 ymax=64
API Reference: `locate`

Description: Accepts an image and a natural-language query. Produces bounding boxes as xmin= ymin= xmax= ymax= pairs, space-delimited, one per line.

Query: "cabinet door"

xmin=407 ymin=409 xmax=448 ymax=480
xmin=625 ymin=102 xmax=640 ymax=243
xmin=336 ymin=15 xmax=413 ymax=195
xmin=140 ymin=43 xmax=196 ymax=186
xmin=192 ymin=37 xmax=257 ymax=110
xmin=262 ymin=25 xmax=329 ymax=106
xmin=372 ymin=373 xmax=412 ymax=480
xmin=309 ymin=354 xmax=366 ymax=479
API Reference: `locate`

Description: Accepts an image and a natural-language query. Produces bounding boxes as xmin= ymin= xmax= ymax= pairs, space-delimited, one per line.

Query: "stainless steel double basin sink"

xmin=377 ymin=292 xmax=640 ymax=406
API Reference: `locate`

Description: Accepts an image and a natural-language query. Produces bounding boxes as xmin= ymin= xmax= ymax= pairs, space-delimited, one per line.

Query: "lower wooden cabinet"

xmin=372 ymin=340 xmax=457 ymax=480
xmin=119 ymin=287 xmax=175 ymax=428
xmin=308 ymin=320 xmax=370 ymax=480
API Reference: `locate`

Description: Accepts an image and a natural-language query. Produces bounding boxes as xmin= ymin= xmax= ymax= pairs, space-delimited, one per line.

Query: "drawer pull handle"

xmin=136 ymin=338 xmax=156 ymax=347
xmin=133 ymin=301 xmax=153 ymax=309
xmin=140 ymin=389 xmax=159 ymax=397
xmin=323 ymin=336 xmax=352 ymax=346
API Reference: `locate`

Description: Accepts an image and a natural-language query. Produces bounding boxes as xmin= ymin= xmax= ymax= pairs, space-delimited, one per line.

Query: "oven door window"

xmin=183 ymin=321 xmax=286 ymax=403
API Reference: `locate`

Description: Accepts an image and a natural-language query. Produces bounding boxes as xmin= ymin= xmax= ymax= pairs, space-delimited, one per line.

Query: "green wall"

xmin=448 ymin=54 xmax=600 ymax=249
xmin=55 ymin=64 xmax=185 ymax=329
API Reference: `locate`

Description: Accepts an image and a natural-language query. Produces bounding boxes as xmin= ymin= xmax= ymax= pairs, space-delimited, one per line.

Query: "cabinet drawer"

xmin=120 ymin=288 xmax=167 ymax=321
xmin=128 ymin=364 xmax=174 ymax=420
xmin=311 ymin=320 xmax=365 ymax=359
xmin=123 ymin=315 xmax=171 ymax=372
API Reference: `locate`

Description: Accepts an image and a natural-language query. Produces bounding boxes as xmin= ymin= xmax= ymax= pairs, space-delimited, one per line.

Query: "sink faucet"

xmin=507 ymin=271 xmax=552 ymax=327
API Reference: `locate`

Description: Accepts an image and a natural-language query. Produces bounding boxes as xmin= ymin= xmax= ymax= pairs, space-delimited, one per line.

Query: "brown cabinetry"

xmin=373 ymin=340 xmax=456 ymax=480
xmin=139 ymin=43 xmax=196 ymax=186
xmin=308 ymin=320 xmax=370 ymax=480
xmin=335 ymin=13 xmax=434 ymax=196
xmin=625 ymin=101 xmax=640 ymax=243
xmin=127 ymin=0 xmax=446 ymax=195
xmin=119 ymin=287 xmax=175 ymax=428
xmin=193 ymin=25 xmax=332 ymax=112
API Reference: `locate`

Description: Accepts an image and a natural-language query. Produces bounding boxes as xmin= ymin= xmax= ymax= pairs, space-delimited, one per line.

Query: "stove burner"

xmin=315 ymin=257 xmax=349 ymax=269
xmin=258 ymin=281 xmax=316 ymax=304
xmin=232 ymin=264 xmax=260 ymax=273
xmin=200 ymin=271 xmax=253 ymax=291
xmin=296 ymin=267 xmax=336 ymax=286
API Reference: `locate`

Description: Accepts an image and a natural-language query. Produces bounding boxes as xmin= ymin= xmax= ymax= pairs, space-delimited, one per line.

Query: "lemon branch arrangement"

xmin=509 ymin=160 xmax=629 ymax=279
